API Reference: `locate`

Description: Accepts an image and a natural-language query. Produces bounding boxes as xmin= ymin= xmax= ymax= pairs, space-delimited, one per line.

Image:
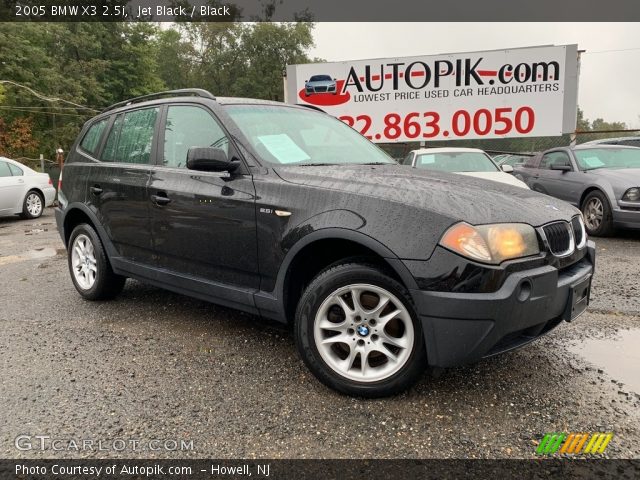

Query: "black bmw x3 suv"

xmin=56 ymin=89 xmax=595 ymax=397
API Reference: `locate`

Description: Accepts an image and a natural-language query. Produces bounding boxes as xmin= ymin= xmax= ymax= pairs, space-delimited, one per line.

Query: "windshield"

xmin=225 ymin=105 xmax=395 ymax=166
xmin=574 ymin=148 xmax=640 ymax=170
xmin=309 ymin=75 xmax=332 ymax=82
xmin=414 ymin=151 xmax=499 ymax=172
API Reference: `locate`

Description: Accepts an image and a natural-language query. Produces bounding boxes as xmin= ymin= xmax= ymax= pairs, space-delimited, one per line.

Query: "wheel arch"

xmin=274 ymin=228 xmax=418 ymax=324
xmin=60 ymin=203 xmax=113 ymax=254
xmin=579 ymin=185 xmax=611 ymax=209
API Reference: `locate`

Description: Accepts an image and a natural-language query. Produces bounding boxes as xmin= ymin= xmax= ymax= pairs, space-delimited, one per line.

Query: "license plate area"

xmin=564 ymin=274 xmax=592 ymax=322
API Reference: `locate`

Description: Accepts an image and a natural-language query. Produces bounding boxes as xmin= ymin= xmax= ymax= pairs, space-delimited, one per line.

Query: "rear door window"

xmin=0 ymin=161 xmax=11 ymax=177
xmin=102 ymin=107 xmax=159 ymax=164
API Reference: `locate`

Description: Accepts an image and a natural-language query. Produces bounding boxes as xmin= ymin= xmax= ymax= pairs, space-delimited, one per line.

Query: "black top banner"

xmin=2 ymin=0 xmax=640 ymax=22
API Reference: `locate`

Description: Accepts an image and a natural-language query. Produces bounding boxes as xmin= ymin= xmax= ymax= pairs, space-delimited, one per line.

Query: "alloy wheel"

xmin=583 ymin=197 xmax=603 ymax=230
xmin=26 ymin=193 xmax=42 ymax=217
xmin=313 ymin=283 xmax=415 ymax=383
xmin=71 ymin=234 xmax=98 ymax=290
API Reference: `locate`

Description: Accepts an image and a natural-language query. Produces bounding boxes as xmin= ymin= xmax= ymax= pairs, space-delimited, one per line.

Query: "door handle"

xmin=151 ymin=193 xmax=171 ymax=206
xmin=90 ymin=185 xmax=103 ymax=195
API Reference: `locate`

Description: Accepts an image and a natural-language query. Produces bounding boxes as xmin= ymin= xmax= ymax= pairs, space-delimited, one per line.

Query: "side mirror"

xmin=304 ymin=79 xmax=308 ymax=83
xmin=333 ymin=78 xmax=337 ymax=81
xmin=550 ymin=164 xmax=572 ymax=172
xmin=501 ymin=164 xmax=514 ymax=173
xmin=186 ymin=147 xmax=237 ymax=172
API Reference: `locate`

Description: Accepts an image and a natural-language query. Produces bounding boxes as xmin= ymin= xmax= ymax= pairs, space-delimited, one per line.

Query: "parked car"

xmin=56 ymin=89 xmax=595 ymax=397
xmin=581 ymin=136 xmax=640 ymax=148
xmin=304 ymin=74 xmax=337 ymax=96
xmin=0 ymin=157 xmax=56 ymax=219
xmin=495 ymin=154 xmax=530 ymax=168
xmin=402 ymin=148 xmax=529 ymax=188
xmin=513 ymin=145 xmax=640 ymax=236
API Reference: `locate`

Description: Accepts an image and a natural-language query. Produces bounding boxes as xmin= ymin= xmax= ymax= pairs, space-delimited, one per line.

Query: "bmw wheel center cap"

xmin=356 ymin=325 xmax=370 ymax=337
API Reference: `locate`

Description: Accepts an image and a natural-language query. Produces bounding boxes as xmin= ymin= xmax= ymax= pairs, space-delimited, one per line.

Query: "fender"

xmin=253 ymin=227 xmax=419 ymax=322
xmin=58 ymin=202 xmax=119 ymax=259
xmin=579 ymin=182 xmax=617 ymax=208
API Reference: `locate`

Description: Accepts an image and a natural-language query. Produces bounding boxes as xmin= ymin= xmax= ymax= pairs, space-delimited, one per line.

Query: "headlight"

xmin=622 ymin=187 xmax=640 ymax=202
xmin=439 ymin=222 xmax=540 ymax=264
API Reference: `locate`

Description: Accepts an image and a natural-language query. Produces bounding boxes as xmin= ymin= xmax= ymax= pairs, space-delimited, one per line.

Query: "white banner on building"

xmin=286 ymin=45 xmax=579 ymax=142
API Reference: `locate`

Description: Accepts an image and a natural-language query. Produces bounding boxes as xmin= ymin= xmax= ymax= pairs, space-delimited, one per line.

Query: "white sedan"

xmin=0 ymin=157 xmax=57 ymax=219
xmin=402 ymin=147 xmax=529 ymax=189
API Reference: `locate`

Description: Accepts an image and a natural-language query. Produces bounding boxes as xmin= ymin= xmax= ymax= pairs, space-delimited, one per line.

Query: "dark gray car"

xmin=514 ymin=145 xmax=640 ymax=236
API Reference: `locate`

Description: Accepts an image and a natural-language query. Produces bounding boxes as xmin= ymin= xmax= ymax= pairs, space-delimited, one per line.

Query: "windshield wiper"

xmin=293 ymin=163 xmax=337 ymax=167
xmin=360 ymin=162 xmax=393 ymax=165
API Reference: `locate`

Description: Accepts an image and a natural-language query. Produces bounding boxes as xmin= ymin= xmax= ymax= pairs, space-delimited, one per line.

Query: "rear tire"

xmin=68 ymin=223 xmax=126 ymax=300
xmin=20 ymin=190 xmax=44 ymax=219
xmin=581 ymin=190 xmax=613 ymax=237
xmin=295 ymin=261 xmax=426 ymax=398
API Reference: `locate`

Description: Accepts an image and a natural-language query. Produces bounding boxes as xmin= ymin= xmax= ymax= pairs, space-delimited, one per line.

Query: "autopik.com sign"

xmin=285 ymin=44 xmax=579 ymax=143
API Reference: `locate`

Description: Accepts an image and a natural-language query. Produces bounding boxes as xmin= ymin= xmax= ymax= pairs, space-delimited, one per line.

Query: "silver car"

xmin=304 ymin=74 xmax=337 ymax=96
xmin=514 ymin=145 xmax=640 ymax=236
xmin=0 ymin=157 xmax=56 ymax=219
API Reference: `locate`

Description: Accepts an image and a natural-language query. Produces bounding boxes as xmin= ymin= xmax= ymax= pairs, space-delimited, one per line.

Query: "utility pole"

xmin=56 ymin=148 xmax=64 ymax=170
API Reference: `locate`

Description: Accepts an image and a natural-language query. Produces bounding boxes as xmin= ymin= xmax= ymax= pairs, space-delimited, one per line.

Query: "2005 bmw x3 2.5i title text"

xmin=56 ymin=89 xmax=596 ymax=397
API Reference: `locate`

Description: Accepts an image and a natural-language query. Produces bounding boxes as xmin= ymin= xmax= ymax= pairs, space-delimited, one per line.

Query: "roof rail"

xmin=101 ymin=89 xmax=216 ymax=113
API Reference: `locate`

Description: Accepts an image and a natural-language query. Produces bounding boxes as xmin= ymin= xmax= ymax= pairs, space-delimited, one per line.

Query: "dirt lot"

xmin=1 ymin=209 xmax=639 ymax=459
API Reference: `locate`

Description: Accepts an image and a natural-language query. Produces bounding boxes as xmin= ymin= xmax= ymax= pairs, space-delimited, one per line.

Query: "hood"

xmin=589 ymin=168 xmax=640 ymax=187
xmin=274 ymin=164 xmax=578 ymax=227
xmin=457 ymin=171 xmax=529 ymax=189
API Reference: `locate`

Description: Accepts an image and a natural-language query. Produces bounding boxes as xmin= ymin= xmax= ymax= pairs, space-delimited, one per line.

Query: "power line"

xmin=0 ymin=80 xmax=99 ymax=112
xmin=0 ymin=105 xmax=93 ymax=110
xmin=0 ymin=106 xmax=89 ymax=117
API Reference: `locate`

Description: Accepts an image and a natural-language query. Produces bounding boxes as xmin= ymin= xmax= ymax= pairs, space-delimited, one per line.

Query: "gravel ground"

xmin=0 ymin=209 xmax=639 ymax=459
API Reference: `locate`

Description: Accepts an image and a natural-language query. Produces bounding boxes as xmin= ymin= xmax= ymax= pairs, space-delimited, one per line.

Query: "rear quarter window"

xmin=8 ymin=163 xmax=23 ymax=176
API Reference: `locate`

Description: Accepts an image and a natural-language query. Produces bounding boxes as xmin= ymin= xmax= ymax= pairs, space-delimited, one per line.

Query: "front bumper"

xmin=409 ymin=241 xmax=596 ymax=368
xmin=613 ymin=206 xmax=640 ymax=230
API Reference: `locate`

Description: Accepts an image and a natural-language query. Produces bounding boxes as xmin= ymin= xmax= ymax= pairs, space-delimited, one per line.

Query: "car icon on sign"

xmin=304 ymin=75 xmax=337 ymax=96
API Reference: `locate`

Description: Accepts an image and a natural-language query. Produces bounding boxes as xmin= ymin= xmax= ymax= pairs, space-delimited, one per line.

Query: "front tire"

xmin=68 ymin=223 xmax=126 ymax=300
xmin=295 ymin=262 xmax=426 ymax=398
xmin=581 ymin=190 xmax=613 ymax=237
xmin=21 ymin=190 xmax=44 ymax=219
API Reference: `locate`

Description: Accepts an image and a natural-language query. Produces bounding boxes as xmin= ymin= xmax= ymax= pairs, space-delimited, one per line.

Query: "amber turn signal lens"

xmin=439 ymin=222 xmax=539 ymax=264
xmin=440 ymin=223 xmax=492 ymax=263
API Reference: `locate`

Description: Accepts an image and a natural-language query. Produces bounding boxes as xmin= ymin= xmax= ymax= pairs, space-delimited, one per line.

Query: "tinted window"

xmin=163 ymin=106 xmax=229 ymax=168
xmin=0 ymin=161 xmax=11 ymax=177
xmin=309 ymin=75 xmax=332 ymax=82
xmin=102 ymin=108 xmax=159 ymax=164
xmin=540 ymin=151 xmax=571 ymax=170
xmin=619 ymin=139 xmax=640 ymax=148
xmin=80 ymin=118 xmax=108 ymax=155
xmin=8 ymin=163 xmax=23 ymax=176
